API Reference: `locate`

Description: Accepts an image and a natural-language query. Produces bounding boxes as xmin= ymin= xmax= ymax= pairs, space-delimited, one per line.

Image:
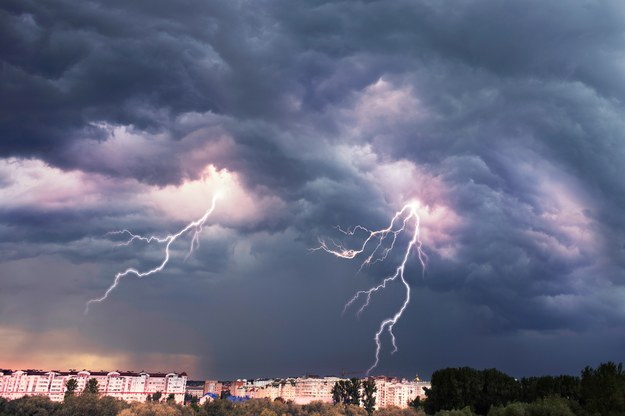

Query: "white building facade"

xmin=239 ymin=375 xmax=429 ymax=408
xmin=0 ymin=369 xmax=187 ymax=404
xmin=373 ymin=377 xmax=430 ymax=409
xmin=241 ymin=376 xmax=341 ymax=404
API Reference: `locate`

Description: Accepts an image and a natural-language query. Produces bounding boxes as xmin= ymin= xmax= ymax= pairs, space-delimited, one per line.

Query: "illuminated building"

xmin=0 ymin=369 xmax=187 ymax=403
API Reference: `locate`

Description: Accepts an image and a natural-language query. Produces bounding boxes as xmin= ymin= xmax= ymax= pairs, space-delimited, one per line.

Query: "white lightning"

xmin=85 ymin=193 xmax=220 ymax=314
xmin=315 ymin=202 xmax=427 ymax=375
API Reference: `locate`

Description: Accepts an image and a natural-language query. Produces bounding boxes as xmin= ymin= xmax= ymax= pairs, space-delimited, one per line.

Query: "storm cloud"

xmin=1 ymin=0 xmax=625 ymax=379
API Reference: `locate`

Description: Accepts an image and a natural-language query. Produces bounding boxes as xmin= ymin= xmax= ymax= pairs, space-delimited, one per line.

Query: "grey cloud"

xmin=2 ymin=0 xmax=625 ymax=379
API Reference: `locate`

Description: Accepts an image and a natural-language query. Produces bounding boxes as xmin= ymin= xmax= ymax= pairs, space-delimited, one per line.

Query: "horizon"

xmin=0 ymin=360 xmax=613 ymax=382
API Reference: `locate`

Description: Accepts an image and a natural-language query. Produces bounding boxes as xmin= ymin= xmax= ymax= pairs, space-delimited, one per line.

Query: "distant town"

xmin=0 ymin=368 xmax=430 ymax=410
xmin=2 ymin=362 xmax=624 ymax=415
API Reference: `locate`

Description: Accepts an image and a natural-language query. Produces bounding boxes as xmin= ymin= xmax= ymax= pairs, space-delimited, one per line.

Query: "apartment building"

xmin=373 ymin=377 xmax=430 ymax=409
xmin=0 ymin=369 xmax=187 ymax=403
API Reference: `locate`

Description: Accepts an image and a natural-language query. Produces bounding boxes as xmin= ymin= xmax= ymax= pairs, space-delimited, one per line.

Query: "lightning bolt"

xmin=315 ymin=202 xmax=427 ymax=375
xmin=85 ymin=193 xmax=220 ymax=314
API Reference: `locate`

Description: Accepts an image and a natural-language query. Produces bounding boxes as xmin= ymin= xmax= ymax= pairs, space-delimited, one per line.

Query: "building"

xmin=203 ymin=379 xmax=223 ymax=397
xmin=241 ymin=376 xmax=344 ymax=404
xmin=0 ymin=369 xmax=187 ymax=403
xmin=230 ymin=379 xmax=247 ymax=398
xmin=238 ymin=375 xmax=430 ymax=409
xmin=373 ymin=377 xmax=430 ymax=409
xmin=291 ymin=376 xmax=343 ymax=404
xmin=185 ymin=381 xmax=205 ymax=399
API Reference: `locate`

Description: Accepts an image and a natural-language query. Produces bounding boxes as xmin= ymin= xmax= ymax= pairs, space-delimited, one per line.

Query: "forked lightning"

xmin=315 ymin=202 xmax=427 ymax=374
xmin=85 ymin=194 xmax=220 ymax=314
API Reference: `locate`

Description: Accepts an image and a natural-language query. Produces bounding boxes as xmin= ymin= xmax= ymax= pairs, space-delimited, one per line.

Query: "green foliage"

xmin=425 ymin=368 xmax=583 ymax=415
xmin=332 ymin=382 xmax=345 ymax=405
xmin=580 ymin=361 xmax=625 ymax=416
xmin=0 ymin=395 xmax=60 ymax=416
xmin=435 ymin=406 xmax=476 ymax=416
xmin=488 ymin=402 xmax=526 ymax=416
xmin=347 ymin=378 xmax=362 ymax=406
xmin=362 ymin=378 xmax=377 ymax=415
xmin=64 ymin=379 xmax=78 ymax=400
xmin=197 ymin=397 xmax=371 ymax=416
xmin=83 ymin=378 xmax=99 ymax=395
xmin=488 ymin=397 xmax=578 ymax=416
xmin=410 ymin=396 xmax=422 ymax=410
xmin=332 ymin=379 xmax=361 ymax=407
xmin=184 ymin=393 xmax=199 ymax=405
xmin=202 ymin=398 xmax=235 ymax=416
xmin=474 ymin=369 xmax=520 ymax=415
xmin=526 ymin=397 xmax=575 ymax=416
xmin=375 ymin=405 xmax=423 ymax=416
xmin=56 ymin=394 xmax=127 ymax=416
xmin=425 ymin=367 xmax=483 ymax=414
xmin=519 ymin=377 xmax=580 ymax=403
xmin=333 ymin=380 xmax=350 ymax=405
xmin=118 ymin=401 xmax=194 ymax=416
xmin=152 ymin=391 xmax=163 ymax=402
xmin=424 ymin=368 xmax=487 ymax=414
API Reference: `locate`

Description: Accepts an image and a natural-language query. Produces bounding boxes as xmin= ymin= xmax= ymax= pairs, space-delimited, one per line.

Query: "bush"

xmin=435 ymin=406 xmax=476 ymax=416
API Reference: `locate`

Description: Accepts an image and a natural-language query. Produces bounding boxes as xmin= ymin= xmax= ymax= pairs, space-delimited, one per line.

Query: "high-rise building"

xmin=373 ymin=377 xmax=429 ymax=409
xmin=239 ymin=375 xmax=429 ymax=408
xmin=203 ymin=379 xmax=223 ymax=396
xmin=0 ymin=369 xmax=187 ymax=403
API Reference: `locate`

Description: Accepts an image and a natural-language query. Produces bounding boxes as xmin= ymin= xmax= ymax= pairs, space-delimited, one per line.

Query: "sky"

xmin=1 ymin=0 xmax=625 ymax=381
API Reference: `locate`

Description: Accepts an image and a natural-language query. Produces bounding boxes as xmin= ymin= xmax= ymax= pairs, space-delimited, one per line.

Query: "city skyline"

xmin=0 ymin=368 xmax=430 ymax=410
xmin=2 ymin=0 xmax=625 ymax=380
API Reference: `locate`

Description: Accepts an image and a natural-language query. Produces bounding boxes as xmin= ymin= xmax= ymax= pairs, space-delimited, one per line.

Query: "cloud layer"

xmin=2 ymin=0 xmax=625 ymax=379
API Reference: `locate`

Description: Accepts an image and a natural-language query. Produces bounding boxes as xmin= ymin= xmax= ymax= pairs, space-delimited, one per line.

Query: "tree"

xmin=519 ymin=375 xmax=581 ymax=404
xmin=118 ymin=402 xmax=193 ymax=416
xmin=152 ymin=391 xmax=163 ymax=402
xmin=424 ymin=367 xmax=483 ymax=414
xmin=489 ymin=397 xmax=576 ymax=416
xmin=424 ymin=367 xmax=520 ymax=415
xmin=409 ymin=396 xmax=422 ymax=410
xmin=527 ymin=396 xmax=574 ymax=416
xmin=331 ymin=379 xmax=361 ymax=407
xmin=203 ymin=398 xmax=235 ymax=416
xmin=474 ymin=368 xmax=519 ymax=414
xmin=332 ymin=380 xmax=352 ymax=405
xmin=83 ymin=378 xmax=99 ymax=395
xmin=436 ymin=406 xmax=476 ymax=416
xmin=346 ymin=378 xmax=362 ymax=406
xmin=1 ymin=395 xmax=60 ymax=416
xmin=64 ymin=378 xmax=78 ymax=400
xmin=332 ymin=382 xmax=345 ymax=405
xmin=580 ymin=361 xmax=625 ymax=416
xmin=375 ymin=406 xmax=420 ymax=416
xmin=557 ymin=376 xmax=581 ymax=402
xmin=362 ymin=378 xmax=377 ymax=415
xmin=166 ymin=393 xmax=176 ymax=404
xmin=56 ymin=393 xmax=128 ymax=416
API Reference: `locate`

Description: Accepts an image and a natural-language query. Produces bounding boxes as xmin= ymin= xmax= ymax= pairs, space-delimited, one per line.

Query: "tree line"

xmin=0 ymin=394 xmax=413 ymax=416
xmin=420 ymin=361 xmax=625 ymax=416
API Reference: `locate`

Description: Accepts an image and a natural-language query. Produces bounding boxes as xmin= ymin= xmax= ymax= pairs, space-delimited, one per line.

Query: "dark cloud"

xmin=1 ymin=0 xmax=625 ymax=379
